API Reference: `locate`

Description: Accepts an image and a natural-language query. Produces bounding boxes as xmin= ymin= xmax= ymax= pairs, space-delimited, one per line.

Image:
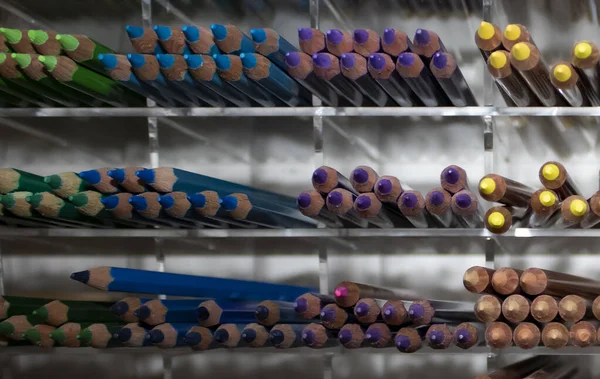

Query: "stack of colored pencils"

xmin=465 ymin=266 xmax=600 ymax=350
xmin=480 ymin=161 xmax=595 ymax=234
xmin=299 ymin=164 xmax=484 ymax=228
xmin=0 ymin=167 xmax=317 ymax=229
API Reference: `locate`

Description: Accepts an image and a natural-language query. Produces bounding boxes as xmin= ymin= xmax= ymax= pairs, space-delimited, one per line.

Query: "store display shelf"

xmin=0 ymin=107 xmax=599 ymax=118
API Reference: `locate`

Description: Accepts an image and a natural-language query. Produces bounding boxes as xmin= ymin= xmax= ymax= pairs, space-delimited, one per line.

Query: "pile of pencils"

xmin=465 ymin=266 xmax=600 ymax=350
xmin=480 ymin=161 xmax=597 ymax=234
xmin=475 ymin=356 xmax=578 ymax=378
xmin=0 ymin=167 xmax=316 ymax=229
xmin=299 ymin=164 xmax=484 ymax=228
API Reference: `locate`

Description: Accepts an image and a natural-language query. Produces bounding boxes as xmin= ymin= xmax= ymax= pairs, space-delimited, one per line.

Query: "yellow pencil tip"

xmin=539 ymin=191 xmax=556 ymax=207
xmin=542 ymin=163 xmax=560 ymax=181
xmin=511 ymin=42 xmax=531 ymax=61
xmin=477 ymin=21 xmax=495 ymax=40
xmin=570 ymin=199 xmax=587 ymax=216
xmin=574 ymin=42 xmax=592 ymax=59
xmin=504 ymin=24 xmax=521 ymax=41
xmin=553 ymin=64 xmax=572 ymax=82
xmin=489 ymin=51 xmax=507 ymax=69
xmin=488 ymin=212 xmax=505 ymax=228
xmin=479 ymin=178 xmax=496 ymax=195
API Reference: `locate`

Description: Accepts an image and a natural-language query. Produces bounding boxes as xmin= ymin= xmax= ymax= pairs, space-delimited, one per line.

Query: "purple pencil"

xmin=353 ymin=29 xmax=381 ymax=57
xmin=340 ymin=52 xmax=392 ymax=106
xmin=396 ymin=52 xmax=451 ymax=106
xmin=425 ymin=188 xmax=466 ymax=228
xmin=398 ymin=190 xmax=439 ymax=228
xmin=412 ymin=28 xmax=446 ymax=64
xmin=451 ymin=190 xmax=484 ymax=228
xmin=368 ymin=53 xmax=422 ymax=107
xmin=381 ymin=28 xmax=413 ymax=57
xmin=441 ymin=165 xmax=469 ymax=194
xmin=325 ymin=29 xmax=353 ymax=57
xmin=298 ymin=28 xmax=326 ymax=55
xmin=430 ymin=51 xmax=478 ymax=106
xmin=312 ymin=52 xmax=365 ymax=106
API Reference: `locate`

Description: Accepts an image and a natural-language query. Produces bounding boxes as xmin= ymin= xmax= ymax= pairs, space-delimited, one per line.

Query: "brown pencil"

xmin=513 ymin=322 xmax=540 ymax=350
xmin=381 ymin=300 xmax=407 ymax=326
xmin=478 ymin=174 xmax=534 ymax=207
xmin=538 ymin=161 xmax=582 ymax=200
xmin=550 ymin=62 xmax=587 ymax=106
xmin=502 ymin=294 xmax=530 ymax=323
xmin=558 ymin=295 xmax=591 ymax=323
xmin=426 ymin=324 xmax=453 ymax=349
xmin=520 ymin=267 xmax=600 ymax=297
xmin=530 ymin=295 xmax=559 ymax=323
xmin=581 ymin=191 xmax=600 ymax=229
xmin=570 ymin=321 xmax=596 ymax=347
xmin=487 ymin=50 xmax=539 ymax=107
xmin=485 ymin=322 xmax=512 ymax=349
xmin=545 ymin=195 xmax=588 ymax=228
xmin=491 ymin=267 xmax=522 ymax=295
xmin=381 ymin=28 xmax=411 ymax=57
xmin=350 ymin=165 xmax=378 ymax=193
xmin=325 ymin=29 xmax=353 ymax=57
xmin=475 ymin=294 xmax=503 ymax=323
xmin=474 ymin=21 xmax=503 ymax=58
xmin=528 ymin=189 xmax=560 ymax=228
xmin=541 ymin=322 xmax=569 ymax=349
xmin=334 ymin=280 xmax=417 ymax=308
xmin=571 ymin=40 xmax=600 ymax=106
xmin=502 ymin=24 xmax=535 ymax=51
xmin=463 ymin=266 xmax=495 ymax=294
xmin=484 ymin=206 xmax=514 ymax=234
xmin=338 ymin=323 xmax=365 ymax=349
xmin=374 ymin=175 xmax=404 ymax=204
xmin=298 ymin=28 xmax=325 ymax=55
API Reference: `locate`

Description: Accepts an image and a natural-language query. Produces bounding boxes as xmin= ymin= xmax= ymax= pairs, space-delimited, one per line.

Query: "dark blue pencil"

xmin=106 ymin=167 xmax=149 ymax=193
xmin=241 ymin=323 xmax=272 ymax=348
xmin=396 ymin=52 xmax=451 ymax=106
xmin=78 ymin=168 xmax=120 ymax=194
xmin=182 ymin=25 xmax=219 ymax=56
xmin=368 ymin=53 xmax=422 ymax=107
xmin=340 ymin=52 xmax=392 ymax=107
xmin=184 ymin=325 xmax=216 ymax=351
xmin=147 ymin=322 xmax=197 ymax=348
xmin=211 ymin=24 xmax=255 ymax=54
xmin=255 ymin=300 xmax=315 ymax=327
xmin=213 ymin=54 xmax=285 ymax=106
xmin=134 ymin=299 xmax=203 ymax=326
xmin=430 ymin=51 xmax=478 ymax=106
xmin=187 ymin=191 xmax=255 ymax=229
xmin=153 ymin=25 xmax=192 ymax=55
xmin=196 ymin=299 xmax=259 ymax=327
xmin=101 ymin=193 xmax=171 ymax=228
xmin=240 ymin=52 xmax=311 ymax=106
xmin=213 ymin=323 xmax=247 ymax=348
xmin=116 ymin=323 xmax=153 ymax=347
xmin=250 ymin=28 xmax=298 ymax=70
xmin=71 ymin=266 xmax=316 ymax=302
xmin=185 ymin=54 xmax=254 ymax=107
xmin=156 ymin=53 xmax=227 ymax=107
xmin=110 ymin=297 xmax=152 ymax=322
xmin=128 ymin=192 xmax=196 ymax=228
xmin=158 ymin=192 xmax=233 ymax=228
xmin=269 ymin=323 xmax=304 ymax=348
xmin=302 ymin=323 xmax=339 ymax=348
xmin=125 ymin=25 xmax=164 ymax=54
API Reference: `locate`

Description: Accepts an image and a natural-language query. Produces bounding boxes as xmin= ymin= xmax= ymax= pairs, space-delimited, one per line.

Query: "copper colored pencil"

xmin=570 ymin=321 xmax=596 ymax=347
xmin=302 ymin=323 xmax=338 ymax=349
xmin=502 ymin=294 xmax=530 ymax=323
xmin=368 ymin=52 xmax=422 ymax=107
xmin=531 ymin=295 xmax=559 ymax=323
xmin=430 ymin=51 xmax=477 ymax=106
xmin=484 ymin=206 xmax=514 ymax=234
xmin=353 ymin=29 xmax=380 ymax=57
xmin=520 ymin=268 xmax=600 ymax=298
xmin=426 ymin=324 xmax=454 ymax=349
xmin=334 ymin=280 xmax=417 ymax=308
xmin=454 ymin=322 xmax=482 ymax=349
xmin=513 ymin=322 xmax=540 ymax=350
xmin=593 ymin=296 xmax=600 ymax=320
xmin=479 ymin=174 xmax=534 ymax=207
xmin=338 ymin=323 xmax=366 ymax=349
xmin=298 ymin=28 xmax=325 ymax=55
xmin=312 ymin=52 xmax=366 ymax=106
xmin=502 ymin=24 xmax=535 ymax=51
xmin=474 ymin=21 xmax=503 ymax=58
xmin=381 ymin=28 xmax=412 ymax=57
xmin=381 ymin=300 xmax=407 ymax=326
xmin=365 ymin=323 xmax=394 ymax=348
xmin=463 ymin=266 xmax=495 ymax=294
xmin=475 ymin=294 xmax=503 ymax=323
xmin=558 ymin=295 xmax=592 ymax=323
xmin=539 ymin=161 xmax=582 ymax=200
xmin=396 ymin=52 xmax=450 ymax=106
xmin=395 ymin=326 xmax=426 ymax=353
xmin=542 ymin=322 xmax=569 ymax=349
xmin=491 ymin=267 xmax=522 ymax=295
xmin=325 ymin=29 xmax=353 ymax=57
xmin=487 ymin=50 xmax=539 ymax=107
xmin=485 ymin=322 xmax=512 ymax=349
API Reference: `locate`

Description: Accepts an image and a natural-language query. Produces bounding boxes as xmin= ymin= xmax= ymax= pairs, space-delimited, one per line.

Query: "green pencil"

xmin=69 ymin=190 xmax=110 ymax=217
xmin=49 ymin=322 xmax=92 ymax=347
xmin=56 ymin=34 xmax=113 ymax=74
xmin=0 ymin=33 xmax=9 ymax=53
xmin=27 ymin=192 xmax=104 ymax=227
xmin=1 ymin=295 xmax=49 ymax=320
xmin=33 ymin=299 xmax=122 ymax=326
xmin=0 ymin=28 xmax=35 ymax=53
xmin=44 ymin=171 xmax=94 ymax=199
xmin=38 ymin=55 xmax=143 ymax=107
xmin=77 ymin=323 xmax=124 ymax=348
xmin=1 ymin=191 xmax=85 ymax=228
xmin=28 ymin=30 xmax=61 ymax=56
xmin=12 ymin=53 xmax=100 ymax=106
xmin=0 ymin=314 xmax=45 ymax=340
xmin=0 ymin=168 xmax=52 ymax=194
xmin=22 ymin=324 xmax=56 ymax=347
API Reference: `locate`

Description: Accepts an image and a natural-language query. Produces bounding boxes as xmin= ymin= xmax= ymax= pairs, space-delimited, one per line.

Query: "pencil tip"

xmin=107 ymin=168 xmax=125 ymax=183
xmin=110 ymin=301 xmax=128 ymax=315
xmin=100 ymin=195 xmax=119 ymax=210
xmin=220 ymin=195 xmax=238 ymax=211
xmin=157 ymin=194 xmax=174 ymax=209
xmin=134 ymin=306 xmax=150 ymax=321
xmin=182 ymin=25 xmax=199 ymax=42
xmin=156 ymin=53 xmax=175 ymax=69
xmin=70 ymin=270 xmax=90 ymax=284
xmin=184 ymin=331 xmax=201 ymax=346
xmin=127 ymin=54 xmax=146 ymax=69
xmin=125 ymin=25 xmax=144 ymax=39
xmin=269 ymin=330 xmax=284 ymax=344
xmin=128 ymin=195 xmax=148 ymax=211
xmin=414 ymin=28 xmax=430 ymax=45
xmin=326 ymin=29 xmax=343 ymax=45
xmin=210 ymin=24 xmax=227 ymax=41
xmin=78 ymin=170 xmax=101 ymax=185
xmin=239 ymin=53 xmax=257 ymax=69
xmin=187 ymin=193 xmax=207 ymax=208
xmin=153 ymin=25 xmax=172 ymax=41
xmin=250 ymin=28 xmax=266 ymax=43
xmin=98 ymin=53 xmax=117 ymax=70
xmin=135 ymin=169 xmax=155 ymax=184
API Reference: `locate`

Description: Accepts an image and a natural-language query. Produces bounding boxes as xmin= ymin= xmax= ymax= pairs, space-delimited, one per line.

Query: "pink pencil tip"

xmin=334 ymin=286 xmax=348 ymax=297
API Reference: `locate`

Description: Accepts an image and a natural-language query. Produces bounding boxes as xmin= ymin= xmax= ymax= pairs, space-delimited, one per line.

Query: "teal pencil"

xmin=250 ymin=28 xmax=298 ymax=70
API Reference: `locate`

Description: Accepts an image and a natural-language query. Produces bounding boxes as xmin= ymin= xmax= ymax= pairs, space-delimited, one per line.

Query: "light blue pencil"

xmin=126 ymin=25 xmax=164 ymax=54
xmin=250 ymin=28 xmax=298 ymax=70
xmin=182 ymin=25 xmax=219 ymax=56
xmin=210 ymin=24 xmax=255 ymax=54
xmin=153 ymin=25 xmax=192 ymax=55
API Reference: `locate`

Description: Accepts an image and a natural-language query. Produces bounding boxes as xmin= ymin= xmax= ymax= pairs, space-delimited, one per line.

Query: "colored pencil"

xmin=128 ymin=192 xmax=196 ymax=228
xmin=513 ymin=322 xmax=540 ymax=350
xmin=545 ymin=195 xmax=588 ymax=229
xmin=77 ymin=168 xmax=120 ymax=194
xmin=69 ymin=190 xmax=121 ymax=223
xmin=430 ymin=51 xmax=477 ymax=106
xmin=185 ymin=54 xmax=254 ymax=107
xmin=474 ymin=21 xmax=503 ymax=58
xmin=381 ymin=300 xmax=407 ymax=326
xmin=412 ymin=29 xmax=446 ymax=63
xmin=454 ymin=322 xmax=481 ymax=349
xmin=398 ymin=190 xmax=438 ymax=228
xmin=408 ymin=299 xmax=475 ymax=325
xmin=340 ymin=53 xmax=392 ymax=106
xmin=0 ymin=33 xmax=6 ymax=53
xmin=320 ymin=303 xmax=356 ymax=329
xmin=1 ymin=191 xmax=79 ymax=227
xmin=502 ymin=24 xmax=535 ymax=51
xmin=395 ymin=326 xmax=427 ymax=353
xmin=374 ymin=175 xmax=404 ymax=204
xmin=334 ymin=280 xmax=417 ymax=308
xmin=127 ymin=53 xmax=200 ymax=106
xmin=251 ymin=28 xmax=297 ymax=70
xmin=44 ymin=171 xmax=93 ymax=199
xmin=211 ymin=24 xmax=255 ymax=54
xmin=451 ymin=190 xmax=483 ymax=228
xmin=312 ymin=166 xmax=356 ymax=194
xmin=156 ymin=53 xmax=227 ymax=107
xmin=56 ymin=34 xmax=113 ymax=74
xmin=441 ymin=165 xmax=468 ymax=194
xmin=541 ymin=322 xmax=569 ymax=349
xmin=325 ymin=189 xmax=368 ymax=228
xmin=22 ymin=324 xmax=55 ymax=347
xmin=368 ymin=53 xmax=422 ymax=107
xmin=32 ymin=299 xmax=121 ymax=326
xmin=325 ymin=29 xmax=352 ymax=57
xmin=214 ymin=54 xmax=284 ymax=106
xmin=572 ymin=41 xmax=600 ymax=106
xmin=101 ymin=193 xmax=166 ymax=227
xmin=365 ymin=323 xmax=394 ymax=348
xmin=479 ymin=174 xmax=534 ymax=207
xmin=355 ymin=193 xmax=408 ymax=228
xmin=487 ymin=50 xmax=539 ymax=107
xmin=28 ymin=192 xmax=103 ymax=227
xmin=558 ymin=295 xmax=591 ymax=323
xmin=269 ymin=323 xmax=304 ymax=348
xmin=187 ymin=191 xmax=252 ymax=228
xmin=354 ymin=298 xmax=385 ymax=324
xmin=352 ymin=29 xmax=380 ymax=58
xmin=485 ymin=321 xmax=512 ymax=349
xmin=77 ymin=323 xmax=123 ymax=348
xmin=49 ymin=322 xmax=92 ymax=347
xmin=107 ymin=167 xmax=147 ymax=193
xmin=255 ymin=300 xmax=312 ymax=326
xmin=298 ymin=28 xmax=325 ymax=55
xmin=581 ymin=191 xmax=600 ymax=229
xmin=115 ymin=323 xmax=153 ymax=347
xmin=296 ymin=190 xmax=346 ymax=228
xmin=153 ymin=26 xmax=191 ymax=55
xmin=474 ymin=294 xmax=503 ymax=323
xmin=491 ymin=267 xmax=522 ymax=295
xmin=463 ymin=266 xmax=495 ymax=294
xmin=570 ymin=321 xmax=596 ymax=347
xmin=0 ymin=296 xmax=49 ymax=320
xmin=148 ymin=322 xmax=197 ymax=348
xmin=426 ymin=188 xmax=466 ymax=228
xmin=338 ymin=323 xmax=366 ymax=349
xmin=426 ymin=324 xmax=454 ymax=349
xmin=550 ymin=62 xmax=588 ymax=106
xmin=182 ymin=25 xmax=218 ymax=56
xmin=0 ymin=28 xmax=36 ymax=53
xmin=396 ymin=52 xmax=450 ymax=106
xmin=110 ymin=297 xmax=152 ymax=323
xmin=98 ymin=53 xmax=173 ymax=107
xmin=531 ymin=295 xmax=559 ymax=323
xmin=39 ymin=55 xmax=143 ymax=107
xmin=134 ymin=299 xmax=202 ymax=326
xmin=302 ymin=323 xmax=338 ymax=349
xmin=71 ymin=266 xmax=315 ymax=302
xmin=502 ymin=294 xmax=531 ymax=323
xmin=312 ymin=52 xmax=365 ymax=106
xmin=184 ymin=325 xmax=215 ymax=351
xmin=159 ymin=192 xmax=234 ymax=228
xmin=0 ymin=82 xmax=30 ymax=107
xmin=0 ymin=314 xmax=44 ymax=340
xmin=196 ymin=299 xmax=257 ymax=327
xmin=538 ymin=161 xmax=582 ymax=200
xmin=126 ymin=25 xmax=164 ymax=54
xmin=213 ymin=323 xmax=246 ymax=348
xmin=28 ymin=30 xmax=61 ymax=56
xmin=521 ymin=267 xmax=600 ymax=298
xmin=293 ymin=292 xmax=335 ymax=319
xmin=241 ymin=323 xmax=271 ymax=348
xmin=484 ymin=206 xmax=514 ymax=234
xmin=381 ymin=28 xmax=412 ymax=57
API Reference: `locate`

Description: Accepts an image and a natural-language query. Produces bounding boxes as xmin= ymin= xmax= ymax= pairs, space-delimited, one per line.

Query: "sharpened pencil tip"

xmin=128 ymin=195 xmax=148 ymax=211
xmin=250 ymin=29 xmax=266 ymax=43
xmin=298 ymin=28 xmax=313 ymax=41
xmin=153 ymin=25 xmax=173 ymax=41
xmin=184 ymin=331 xmax=201 ymax=346
xmin=401 ymin=192 xmax=418 ymax=209
xmin=269 ymin=330 xmax=284 ymax=345
xmin=134 ymin=306 xmax=150 ymax=321
xmin=70 ymin=270 xmax=90 ymax=284
xmin=78 ymin=170 xmax=101 ymax=185
xmin=326 ymin=29 xmax=343 ymax=45
xmin=135 ymin=169 xmax=155 ymax=184
xmin=106 ymin=168 xmax=125 ymax=183
xmin=98 ymin=54 xmax=118 ymax=70
xmin=220 ymin=195 xmax=238 ymax=211
xmin=241 ymin=329 xmax=256 ymax=343
xmin=100 ymin=195 xmax=119 ymax=210
xmin=126 ymin=25 xmax=144 ymax=39
xmin=338 ymin=329 xmax=352 ymax=344
xmin=210 ymin=24 xmax=227 ymax=41
xmin=149 ymin=329 xmax=164 ymax=343
xmin=413 ymin=29 xmax=430 ymax=45
xmin=455 ymin=193 xmax=472 ymax=209
xmin=110 ymin=301 xmax=129 ymax=315
xmin=182 ymin=25 xmax=199 ymax=42
xmin=355 ymin=195 xmax=371 ymax=211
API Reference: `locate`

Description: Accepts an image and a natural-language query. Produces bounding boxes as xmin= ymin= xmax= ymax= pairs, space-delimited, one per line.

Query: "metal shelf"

xmin=0 ymin=107 xmax=599 ymax=118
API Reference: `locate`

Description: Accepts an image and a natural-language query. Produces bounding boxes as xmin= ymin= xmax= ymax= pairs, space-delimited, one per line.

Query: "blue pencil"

xmin=269 ymin=323 xmax=305 ymax=348
xmin=159 ymin=192 xmax=248 ymax=228
xmin=106 ymin=167 xmax=149 ymax=193
xmin=214 ymin=323 xmax=247 ymax=348
xmin=196 ymin=299 xmax=259 ymax=327
xmin=213 ymin=54 xmax=285 ymax=106
xmin=116 ymin=323 xmax=153 ymax=347
xmin=134 ymin=299 xmax=204 ymax=326
xmin=240 ymin=52 xmax=311 ymax=106
xmin=155 ymin=53 xmax=227 ymax=107
xmin=250 ymin=28 xmax=298 ymax=70
xmin=71 ymin=266 xmax=316 ymax=301
xmin=101 ymin=193 xmax=170 ymax=228
xmin=77 ymin=168 xmax=120 ymax=194
xmin=210 ymin=24 xmax=255 ymax=54
xmin=147 ymin=322 xmax=197 ymax=348
xmin=182 ymin=25 xmax=219 ymax=56
xmin=98 ymin=53 xmax=175 ymax=107
xmin=110 ymin=297 xmax=152 ymax=322
xmin=127 ymin=53 xmax=199 ymax=106
xmin=185 ymin=54 xmax=254 ymax=107
xmin=241 ymin=323 xmax=272 ymax=348
xmin=186 ymin=191 xmax=255 ymax=228
xmin=184 ymin=325 xmax=216 ymax=351
xmin=128 ymin=192 xmax=196 ymax=228
xmin=125 ymin=25 xmax=164 ymax=54
xmin=153 ymin=25 xmax=192 ymax=55
xmin=255 ymin=300 xmax=314 ymax=327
